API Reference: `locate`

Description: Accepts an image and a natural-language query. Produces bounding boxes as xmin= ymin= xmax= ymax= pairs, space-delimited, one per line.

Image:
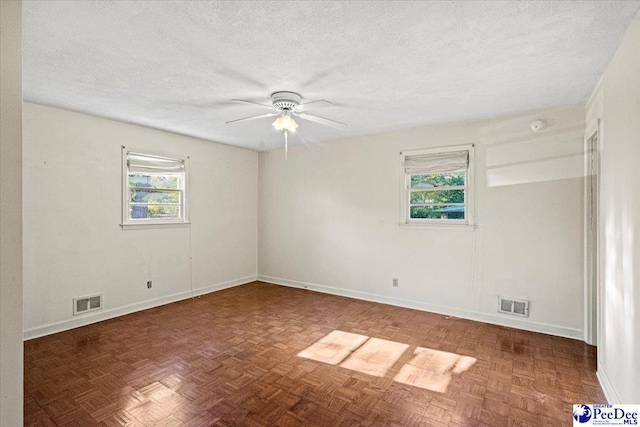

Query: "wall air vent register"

xmin=73 ymin=294 xmax=103 ymax=316
xmin=498 ymin=296 xmax=530 ymax=317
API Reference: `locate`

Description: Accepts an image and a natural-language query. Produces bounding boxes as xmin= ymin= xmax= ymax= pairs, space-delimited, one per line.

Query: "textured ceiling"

xmin=23 ymin=1 xmax=640 ymax=151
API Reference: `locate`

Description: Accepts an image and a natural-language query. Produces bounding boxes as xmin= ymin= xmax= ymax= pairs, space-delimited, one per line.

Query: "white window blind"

xmin=403 ymin=150 xmax=469 ymax=175
xmin=127 ymin=153 xmax=185 ymax=172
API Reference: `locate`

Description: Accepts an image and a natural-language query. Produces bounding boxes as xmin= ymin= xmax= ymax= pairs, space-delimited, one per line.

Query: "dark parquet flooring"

xmin=24 ymin=281 xmax=605 ymax=426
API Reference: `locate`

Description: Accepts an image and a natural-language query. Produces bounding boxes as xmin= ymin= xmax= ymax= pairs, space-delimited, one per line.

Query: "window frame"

xmin=399 ymin=144 xmax=475 ymax=229
xmin=121 ymin=147 xmax=189 ymax=229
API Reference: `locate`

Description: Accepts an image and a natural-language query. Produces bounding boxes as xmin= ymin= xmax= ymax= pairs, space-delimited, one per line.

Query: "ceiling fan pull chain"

xmin=284 ymin=130 xmax=288 ymax=160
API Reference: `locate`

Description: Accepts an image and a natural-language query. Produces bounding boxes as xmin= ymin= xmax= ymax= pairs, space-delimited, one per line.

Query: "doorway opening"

xmin=585 ymin=129 xmax=599 ymax=346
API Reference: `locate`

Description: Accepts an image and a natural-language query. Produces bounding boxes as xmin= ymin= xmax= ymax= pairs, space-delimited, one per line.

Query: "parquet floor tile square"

xmin=24 ymin=282 xmax=603 ymax=426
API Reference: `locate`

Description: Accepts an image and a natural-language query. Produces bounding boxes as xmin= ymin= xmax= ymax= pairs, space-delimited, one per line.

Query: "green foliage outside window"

xmin=410 ymin=172 xmax=465 ymax=189
xmin=128 ymin=174 xmax=179 ymax=189
xmin=129 ymin=173 xmax=182 ymax=220
xmin=410 ymin=172 xmax=465 ymax=219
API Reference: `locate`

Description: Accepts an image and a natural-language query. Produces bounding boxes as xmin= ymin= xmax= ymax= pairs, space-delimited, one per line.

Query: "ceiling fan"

xmin=225 ymin=91 xmax=347 ymax=157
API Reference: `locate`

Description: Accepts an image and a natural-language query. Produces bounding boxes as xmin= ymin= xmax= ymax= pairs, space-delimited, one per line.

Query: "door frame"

xmin=584 ymin=121 xmax=600 ymax=346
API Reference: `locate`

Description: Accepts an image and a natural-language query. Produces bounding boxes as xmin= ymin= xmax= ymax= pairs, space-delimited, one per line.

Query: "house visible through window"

xmin=122 ymin=150 xmax=187 ymax=226
xmin=401 ymin=145 xmax=474 ymax=226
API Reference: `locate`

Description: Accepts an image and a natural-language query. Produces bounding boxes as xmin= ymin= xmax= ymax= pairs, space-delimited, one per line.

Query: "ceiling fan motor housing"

xmin=271 ymin=91 xmax=301 ymax=111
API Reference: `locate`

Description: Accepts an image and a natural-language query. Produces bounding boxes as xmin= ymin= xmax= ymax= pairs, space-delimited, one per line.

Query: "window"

xmin=400 ymin=145 xmax=474 ymax=226
xmin=122 ymin=149 xmax=188 ymax=226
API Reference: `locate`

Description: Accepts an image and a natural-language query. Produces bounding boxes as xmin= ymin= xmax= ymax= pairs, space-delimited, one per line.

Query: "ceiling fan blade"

xmin=298 ymin=112 xmax=347 ymax=129
xmin=230 ymin=99 xmax=274 ymax=109
xmin=225 ymin=112 xmax=279 ymax=124
xmin=294 ymin=99 xmax=333 ymax=112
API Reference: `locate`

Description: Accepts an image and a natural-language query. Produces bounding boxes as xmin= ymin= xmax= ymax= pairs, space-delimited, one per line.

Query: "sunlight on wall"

xmin=298 ymin=330 xmax=476 ymax=393
xmin=602 ymin=210 xmax=628 ymax=395
xmin=603 ymin=209 xmax=637 ymax=380
xmin=480 ymin=108 xmax=586 ymax=188
xmin=604 ymin=215 xmax=622 ymax=338
xmin=621 ymin=213 xmax=636 ymax=344
xmin=485 ymin=151 xmax=586 ymax=187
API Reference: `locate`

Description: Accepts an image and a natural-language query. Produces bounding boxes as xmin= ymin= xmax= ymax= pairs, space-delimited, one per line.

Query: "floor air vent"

xmin=73 ymin=294 xmax=103 ymax=316
xmin=497 ymin=296 xmax=529 ymax=317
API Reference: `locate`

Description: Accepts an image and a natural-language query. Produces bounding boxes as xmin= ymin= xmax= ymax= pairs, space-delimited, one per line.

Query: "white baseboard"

xmin=23 ymin=275 xmax=257 ymax=341
xmin=26 ymin=273 xmax=583 ymax=342
xmin=258 ymin=275 xmax=583 ymax=340
xmin=597 ymin=363 xmax=619 ymax=404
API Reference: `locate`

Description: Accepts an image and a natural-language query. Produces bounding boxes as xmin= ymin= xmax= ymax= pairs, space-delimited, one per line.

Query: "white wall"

xmin=588 ymin=13 xmax=640 ymax=404
xmin=23 ymin=103 xmax=258 ymax=338
xmin=259 ymin=105 xmax=586 ymax=338
xmin=0 ymin=1 xmax=23 ymax=425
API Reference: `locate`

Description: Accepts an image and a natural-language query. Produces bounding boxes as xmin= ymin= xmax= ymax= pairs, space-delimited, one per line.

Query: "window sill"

xmin=121 ymin=222 xmax=191 ymax=230
xmin=399 ymin=222 xmax=476 ymax=231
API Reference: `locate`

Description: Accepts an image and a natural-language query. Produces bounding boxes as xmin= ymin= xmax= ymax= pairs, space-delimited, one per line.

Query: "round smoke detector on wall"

xmin=531 ymin=120 xmax=547 ymax=132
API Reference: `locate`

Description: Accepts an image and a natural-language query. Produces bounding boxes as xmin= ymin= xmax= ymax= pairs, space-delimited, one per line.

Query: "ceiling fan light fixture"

xmin=272 ymin=114 xmax=298 ymax=132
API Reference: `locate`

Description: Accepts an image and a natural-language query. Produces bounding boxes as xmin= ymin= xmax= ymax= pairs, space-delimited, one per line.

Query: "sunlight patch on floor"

xmin=297 ymin=330 xmax=368 ymax=366
xmin=298 ymin=330 xmax=476 ymax=391
xmin=394 ymin=347 xmax=477 ymax=393
xmin=340 ymin=337 xmax=409 ymax=377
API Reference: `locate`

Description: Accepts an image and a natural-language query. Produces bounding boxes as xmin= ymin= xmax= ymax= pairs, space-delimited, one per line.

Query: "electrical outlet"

xmin=392 ymin=278 xmax=399 ymax=287
xmin=147 ymin=280 xmax=152 ymax=289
